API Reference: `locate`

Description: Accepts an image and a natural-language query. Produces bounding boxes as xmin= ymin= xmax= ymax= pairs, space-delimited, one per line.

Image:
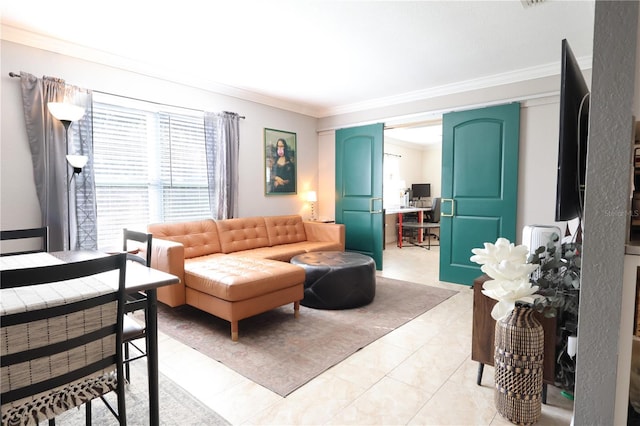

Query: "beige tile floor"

xmin=156 ymin=243 xmax=574 ymax=425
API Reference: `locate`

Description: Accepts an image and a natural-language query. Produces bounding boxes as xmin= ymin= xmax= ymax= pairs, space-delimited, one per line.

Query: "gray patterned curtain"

xmin=70 ymin=89 xmax=97 ymax=250
xmin=204 ymin=111 xmax=240 ymax=219
xmin=19 ymin=72 xmax=97 ymax=250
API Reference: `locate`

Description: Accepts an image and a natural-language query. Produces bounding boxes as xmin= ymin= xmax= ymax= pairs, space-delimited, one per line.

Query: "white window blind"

xmin=92 ymin=93 xmax=209 ymax=248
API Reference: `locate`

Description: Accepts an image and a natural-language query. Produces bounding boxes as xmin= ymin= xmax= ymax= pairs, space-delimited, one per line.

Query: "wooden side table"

xmin=471 ymin=274 xmax=557 ymax=403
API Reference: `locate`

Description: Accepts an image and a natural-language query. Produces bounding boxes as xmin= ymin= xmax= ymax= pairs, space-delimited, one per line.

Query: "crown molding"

xmin=1 ymin=24 xmax=323 ymax=117
xmin=319 ymin=56 xmax=592 ymax=118
xmin=2 ymin=23 xmax=592 ymax=120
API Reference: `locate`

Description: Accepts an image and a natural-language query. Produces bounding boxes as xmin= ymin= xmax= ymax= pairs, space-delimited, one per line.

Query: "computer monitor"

xmin=411 ymin=183 xmax=430 ymax=199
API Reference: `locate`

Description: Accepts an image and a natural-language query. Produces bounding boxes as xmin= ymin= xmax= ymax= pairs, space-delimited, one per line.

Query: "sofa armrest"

xmin=303 ymin=221 xmax=345 ymax=251
xmin=150 ymin=238 xmax=186 ymax=307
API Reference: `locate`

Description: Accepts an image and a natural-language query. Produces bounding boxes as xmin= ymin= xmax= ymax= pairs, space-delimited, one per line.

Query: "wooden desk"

xmin=385 ymin=207 xmax=432 ymax=248
xmin=0 ymin=251 xmax=179 ymax=426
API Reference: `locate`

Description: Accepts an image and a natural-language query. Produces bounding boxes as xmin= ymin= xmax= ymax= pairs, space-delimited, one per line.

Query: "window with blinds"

xmin=92 ymin=93 xmax=209 ymax=248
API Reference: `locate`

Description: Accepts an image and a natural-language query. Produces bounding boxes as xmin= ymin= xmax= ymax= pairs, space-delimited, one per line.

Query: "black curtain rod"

xmin=8 ymin=72 xmax=245 ymax=119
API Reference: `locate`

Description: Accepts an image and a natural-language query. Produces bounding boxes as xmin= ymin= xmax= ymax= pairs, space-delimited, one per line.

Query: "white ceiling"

xmin=1 ymin=0 xmax=595 ymax=129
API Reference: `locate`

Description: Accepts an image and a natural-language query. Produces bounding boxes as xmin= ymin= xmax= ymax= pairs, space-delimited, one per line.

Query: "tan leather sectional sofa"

xmin=147 ymin=215 xmax=345 ymax=340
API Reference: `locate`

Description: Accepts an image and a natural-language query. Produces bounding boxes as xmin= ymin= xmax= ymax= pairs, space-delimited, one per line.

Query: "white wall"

xmin=625 ymin=23 xmax=640 ymax=406
xmin=422 ymin=144 xmax=442 ymax=199
xmin=383 ymin=139 xmax=424 ymax=187
xmin=517 ymin=96 xmax=565 ymax=238
xmin=576 ymin=2 xmax=638 ymax=424
xmin=318 ymin=74 xmax=567 ymax=133
xmin=317 ymin=130 xmax=335 ymax=222
xmin=382 ymin=139 xmax=425 ymax=207
xmin=1 ymin=41 xmax=320 ymax=232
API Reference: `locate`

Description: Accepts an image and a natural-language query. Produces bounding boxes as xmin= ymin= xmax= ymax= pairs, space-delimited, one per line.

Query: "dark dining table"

xmin=0 ymin=250 xmax=179 ymax=426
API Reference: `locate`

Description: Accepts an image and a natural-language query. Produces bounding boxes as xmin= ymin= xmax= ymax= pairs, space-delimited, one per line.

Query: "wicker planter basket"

xmin=494 ymin=305 xmax=544 ymax=425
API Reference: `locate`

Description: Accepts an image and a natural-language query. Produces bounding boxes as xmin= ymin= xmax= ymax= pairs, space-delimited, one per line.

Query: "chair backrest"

xmin=431 ymin=198 xmax=441 ymax=223
xmin=0 ymin=253 xmax=127 ymax=425
xmin=0 ymin=226 xmax=48 ymax=256
xmin=123 ymin=228 xmax=152 ymax=266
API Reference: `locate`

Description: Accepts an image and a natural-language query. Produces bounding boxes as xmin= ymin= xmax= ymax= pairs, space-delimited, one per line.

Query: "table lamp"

xmin=307 ymin=191 xmax=317 ymax=221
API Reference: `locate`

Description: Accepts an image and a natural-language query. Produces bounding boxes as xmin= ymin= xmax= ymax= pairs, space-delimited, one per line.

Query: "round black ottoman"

xmin=290 ymin=251 xmax=376 ymax=309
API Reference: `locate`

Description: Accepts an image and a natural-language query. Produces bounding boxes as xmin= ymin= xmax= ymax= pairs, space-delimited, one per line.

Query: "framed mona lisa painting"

xmin=264 ymin=128 xmax=296 ymax=195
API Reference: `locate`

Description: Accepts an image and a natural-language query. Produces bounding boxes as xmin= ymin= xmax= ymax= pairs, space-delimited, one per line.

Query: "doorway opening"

xmin=383 ymin=120 xmax=443 ymax=248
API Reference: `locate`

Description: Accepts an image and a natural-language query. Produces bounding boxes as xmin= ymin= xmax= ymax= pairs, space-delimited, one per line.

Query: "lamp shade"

xmin=48 ymin=102 xmax=85 ymax=122
xmin=306 ymin=191 xmax=317 ymax=202
xmin=66 ymin=155 xmax=88 ymax=169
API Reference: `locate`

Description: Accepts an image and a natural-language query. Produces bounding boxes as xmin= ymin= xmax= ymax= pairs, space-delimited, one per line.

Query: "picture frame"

xmin=264 ymin=128 xmax=297 ymax=195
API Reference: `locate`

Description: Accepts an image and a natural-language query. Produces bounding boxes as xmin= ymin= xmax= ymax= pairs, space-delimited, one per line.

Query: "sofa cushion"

xmin=184 ymin=253 xmax=227 ymax=265
xmin=215 ymin=217 xmax=270 ymax=254
xmin=300 ymin=241 xmax=344 ymax=253
xmin=227 ymin=245 xmax=307 ymax=262
xmin=227 ymin=241 xmax=343 ymax=262
xmin=148 ymin=219 xmax=221 ymax=259
xmin=264 ymin=215 xmax=307 ymax=246
xmin=184 ymin=257 xmax=305 ymax=302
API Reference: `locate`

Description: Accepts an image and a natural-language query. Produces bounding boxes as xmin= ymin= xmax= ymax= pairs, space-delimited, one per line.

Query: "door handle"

xmin=441 ymin=198 xmax=455 ymax=217
xmin=370 ymin=197 xmax=383 ymax=214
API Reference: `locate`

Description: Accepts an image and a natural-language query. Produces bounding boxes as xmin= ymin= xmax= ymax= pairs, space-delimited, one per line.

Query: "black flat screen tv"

xmin=555 ymin=39 xmax=590 ymax=221
xmin=411 ymin=183 xmax=431 ymax=199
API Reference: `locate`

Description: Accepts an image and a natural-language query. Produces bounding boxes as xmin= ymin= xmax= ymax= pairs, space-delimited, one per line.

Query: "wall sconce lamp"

xmin=48 ymin=102 xmax=86 ymax=250
xmin=307 ymin=191 xmax=317 ymax=221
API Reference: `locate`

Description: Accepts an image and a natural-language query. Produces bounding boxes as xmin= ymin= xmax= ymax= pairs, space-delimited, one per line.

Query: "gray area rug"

xmin=153 ymin=276 xmax=457 ymax=397
xmin=51 ymin=360 xmax=229 ymax=425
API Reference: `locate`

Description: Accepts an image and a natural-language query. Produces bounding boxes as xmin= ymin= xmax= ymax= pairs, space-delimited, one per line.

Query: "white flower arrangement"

xmin=470 ymin=237 xmax=541 ymax=321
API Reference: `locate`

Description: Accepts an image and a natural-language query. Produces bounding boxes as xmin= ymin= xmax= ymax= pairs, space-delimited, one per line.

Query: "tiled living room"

xmin=154 ymin=243 xmax=575 ymax=425
xmin=2 ymin=2 xmax=638 ymax=425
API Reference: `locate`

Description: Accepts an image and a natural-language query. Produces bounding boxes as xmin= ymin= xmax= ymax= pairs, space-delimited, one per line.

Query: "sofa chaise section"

xmin=185 ymin=256 xmax=304 ymax=341
xmin=148 ymin=215 xmax=345 ymax=340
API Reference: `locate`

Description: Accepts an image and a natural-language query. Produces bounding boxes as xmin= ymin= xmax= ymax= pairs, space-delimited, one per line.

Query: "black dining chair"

xmin=122 ymin=228 xmax=153 ymax=382
xmin=0 ymin=226 xmax=48 ymax=256
xmin=0 ymin=253 xmax=128 ymax=425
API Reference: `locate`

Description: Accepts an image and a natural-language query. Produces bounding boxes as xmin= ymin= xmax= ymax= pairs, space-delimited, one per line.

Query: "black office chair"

xmin=423 ymin=198 xmax=441 ymax=248
xmin=122 ymin=229 xmax=153 ymax=382
xmin=0 ymin=226 xmax=48 ymax=256
xmin=423 ymin=198 xmax=440 ymax=223
xmin=0 ymin=254 xmax=128 ymax=425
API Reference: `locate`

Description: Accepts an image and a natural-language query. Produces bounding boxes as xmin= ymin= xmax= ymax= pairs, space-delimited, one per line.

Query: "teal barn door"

xmin=335 ymin=124 xmax=384 ymax=270
xmin=439 ymin=103 xmax=520 ymax=285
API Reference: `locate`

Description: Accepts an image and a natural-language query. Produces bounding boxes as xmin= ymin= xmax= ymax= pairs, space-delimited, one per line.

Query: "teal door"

xmin=335 ymin=124 xmax=384 ymax=270
xmin=440 ymin=103 xmax=520 ymax=285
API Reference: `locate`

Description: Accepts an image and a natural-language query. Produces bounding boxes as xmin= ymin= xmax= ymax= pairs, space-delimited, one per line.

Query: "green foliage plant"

xmin=527 ymin=232 xmax=581 ymax=392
